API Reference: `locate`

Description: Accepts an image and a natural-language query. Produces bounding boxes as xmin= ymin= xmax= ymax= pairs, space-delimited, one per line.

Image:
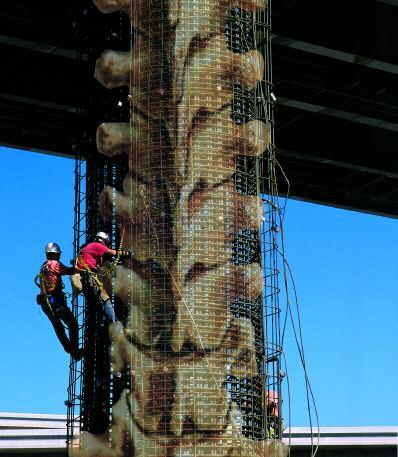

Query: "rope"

xmin=111 ymin=226 xmax=126 ymax=269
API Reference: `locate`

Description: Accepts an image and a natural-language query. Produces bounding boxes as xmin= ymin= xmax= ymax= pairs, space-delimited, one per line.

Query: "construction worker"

xmin=35 ymin=242 xmax=83 ymax=360
xmin=77 ymin=231 xmax=131 ymax=325
xmin=266 ymin=389 xmax=280 ymax=439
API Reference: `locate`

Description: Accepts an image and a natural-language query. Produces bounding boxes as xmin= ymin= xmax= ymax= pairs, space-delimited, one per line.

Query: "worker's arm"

xmin=59 ymin=262 xmax=76 ymax=276
xmin=104 ymin=248 xmax=132 ymax=259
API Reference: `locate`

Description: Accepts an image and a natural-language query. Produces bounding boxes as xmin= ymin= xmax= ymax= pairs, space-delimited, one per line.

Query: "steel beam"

xmin=272 ymin=34 xmax=398 ymax=76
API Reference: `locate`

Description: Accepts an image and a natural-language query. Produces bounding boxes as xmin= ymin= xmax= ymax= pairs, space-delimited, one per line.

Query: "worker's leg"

xmin=82 ymin=271 xmax=116 ymax=331
xmin=56 ymin=295 xmax=80 ymax=356
xmin=82 ymin=272 xmax=102 ymax=307
xmin=101 ymin=298 xmax=116 ymax=324
xmin=41 ymin=297 xmax=72 ymax=355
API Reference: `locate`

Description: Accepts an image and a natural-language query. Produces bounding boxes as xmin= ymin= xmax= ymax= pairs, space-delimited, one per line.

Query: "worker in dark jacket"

xmin=35 ymin=242 xmax=83 ymax=360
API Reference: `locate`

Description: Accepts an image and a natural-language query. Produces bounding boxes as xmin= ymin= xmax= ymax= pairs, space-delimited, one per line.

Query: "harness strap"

xmin=34 ymin=264 xmax=56 ymax=317
xmin=76 ymin=253 xmax=108 ymax=296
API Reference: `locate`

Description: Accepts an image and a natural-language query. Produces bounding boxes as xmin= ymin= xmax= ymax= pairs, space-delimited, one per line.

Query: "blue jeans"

xmin=102 ymin=299 xmax=116 ymax=324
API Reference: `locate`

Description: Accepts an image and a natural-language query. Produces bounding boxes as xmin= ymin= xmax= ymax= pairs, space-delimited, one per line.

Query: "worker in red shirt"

xmin=77 ymin=231 xmax=131 ymax=325
xmin=35 ymin=242 xmax=83 ymax=360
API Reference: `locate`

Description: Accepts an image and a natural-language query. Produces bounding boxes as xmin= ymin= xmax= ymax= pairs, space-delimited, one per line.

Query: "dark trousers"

xmin=41 ymin=293 xmax=79 ymax=357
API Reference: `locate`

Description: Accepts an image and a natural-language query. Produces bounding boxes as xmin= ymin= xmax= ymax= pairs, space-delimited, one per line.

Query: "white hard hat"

xmin=45 ymin=242 xmax=62 ymax=254
xmin=95 ymin=231 xmax=110 ymax=244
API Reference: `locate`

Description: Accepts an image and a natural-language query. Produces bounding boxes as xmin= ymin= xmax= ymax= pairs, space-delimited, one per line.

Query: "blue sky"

xmin=281 ymin=197 xmax=398 ymax=426
xmin=0 ymin=145 xmax=397 ymax=426
xmin=0 ymin=147 xmax=74 ymax=413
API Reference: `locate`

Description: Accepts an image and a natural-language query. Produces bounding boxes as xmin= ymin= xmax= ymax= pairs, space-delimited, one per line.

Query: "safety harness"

xmin=34 ymin=262 xmax=64 ymax=317
xmin=75 ymin=230 xmax=126 ymax=299
xmin=75 ymin=250 xmax=112 ymax=302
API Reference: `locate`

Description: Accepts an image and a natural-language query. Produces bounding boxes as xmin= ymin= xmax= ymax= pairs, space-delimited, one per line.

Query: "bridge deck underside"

xmin=1 ymin=0 xmax=398 ymax=217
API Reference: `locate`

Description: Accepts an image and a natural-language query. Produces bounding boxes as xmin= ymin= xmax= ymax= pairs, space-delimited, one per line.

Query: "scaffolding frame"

xmin=66 ymin=155 xmax=86 ymax=442
xmin=66 ymin=5 xmax=131 ymax=443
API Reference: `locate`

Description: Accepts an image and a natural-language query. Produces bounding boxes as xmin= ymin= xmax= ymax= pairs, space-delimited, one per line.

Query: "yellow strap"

xmin=76 ymin=253 xmax=104 ymax=289
xmin=76 ymin=240 xmax=124 ymax=283
xmin=33 ymin=267 xmax=55 ymax=317
xmin=76 ymin=253 xmax=96 ymax=275
xmin=40 ymin=263 xmax=58 ymax=293
xmin=34 ymin=274 xmax=41 ymax=289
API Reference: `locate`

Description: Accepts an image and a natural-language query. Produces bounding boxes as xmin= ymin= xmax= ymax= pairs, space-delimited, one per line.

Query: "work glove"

xmin=121 ymin=249 xmax=133 ymax=259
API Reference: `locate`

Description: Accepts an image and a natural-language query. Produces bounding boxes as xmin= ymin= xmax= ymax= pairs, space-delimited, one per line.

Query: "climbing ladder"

xmin=67 ymin=153 xmax=129 ymax=442
xmin=66 ymin=154 xmax=86 ymax=443
xmin=66 ymin=5 xmax=131 ymax=445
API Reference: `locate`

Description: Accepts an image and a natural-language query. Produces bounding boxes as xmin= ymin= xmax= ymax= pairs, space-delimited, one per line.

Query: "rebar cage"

xmin=67 ymin=0 xmax=285 ymax=455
